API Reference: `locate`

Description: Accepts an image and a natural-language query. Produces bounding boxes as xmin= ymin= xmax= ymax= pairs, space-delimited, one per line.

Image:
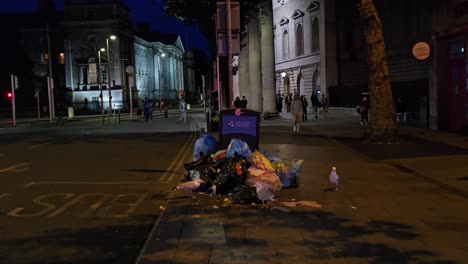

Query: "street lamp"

xmin=106 ymin=35 xmax=117 ymax=122
xmin=98 ymin=47 xmax=106 ymax=125
xmin=158 ymin=52 xmax=166 ymax=110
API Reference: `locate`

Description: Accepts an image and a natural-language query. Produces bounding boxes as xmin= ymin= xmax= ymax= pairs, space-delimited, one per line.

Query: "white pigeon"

xmin=328 ymin=166 xmax=340 ymax=191
xmin=173 ymin=179 xmax=205 ymax=197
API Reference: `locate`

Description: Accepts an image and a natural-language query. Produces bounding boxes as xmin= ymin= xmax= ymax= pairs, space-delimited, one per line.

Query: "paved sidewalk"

xmin=136 ymin=114 xmax=468 ymax=264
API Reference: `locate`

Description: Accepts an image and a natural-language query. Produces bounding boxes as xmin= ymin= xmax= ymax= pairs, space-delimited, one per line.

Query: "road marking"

xmin=0 ymin=193 xmax=10 ymax=199
xmin=31 ymin=140 xmax=55 ymax=149
xmin=24 ymin=181 xmax=171 ymax=187
xmin=135 ymin=122 xmax=198 ymax=264
xmin=0 ymin=162 xmax=31 ymax=174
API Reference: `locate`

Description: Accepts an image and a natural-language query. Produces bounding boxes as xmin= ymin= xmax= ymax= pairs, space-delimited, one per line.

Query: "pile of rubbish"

xmin=179 ymin=134 xmax=304 ymax=205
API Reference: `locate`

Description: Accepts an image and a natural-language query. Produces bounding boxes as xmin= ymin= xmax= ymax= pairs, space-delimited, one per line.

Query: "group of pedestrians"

xmin=233 ymin=96 xmax=248 ymax=109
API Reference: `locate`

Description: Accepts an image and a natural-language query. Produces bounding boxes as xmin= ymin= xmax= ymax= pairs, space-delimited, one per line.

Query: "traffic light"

xmin=7 ymin=92 xmax=12 ymax=99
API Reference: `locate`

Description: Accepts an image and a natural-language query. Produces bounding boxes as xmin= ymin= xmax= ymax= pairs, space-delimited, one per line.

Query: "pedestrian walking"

xmin=286 ymin=93 xmax=292 ymax=112
xmin=276 ymin=93 xmax=284 ymax=113
xmin=310 ymin=92 xmax=320 ymax=118
xmin=320 ymin=94 xmax=329 ymax=118
xmin=358 ymin=96 xmax=370 ymax=125
xmin=301 ymin=95 xmax=308 ymax=121
xmin=143 ymin=97 xmax=152 ymax=122
xmin=241 ymin=96 xmax=248 ymax=109
xmin=396 ymin=96 xmax=406 ymax=122
xmin=291 ymin=94 xmax=303 ymax=132
xmin=178 ymin=98 xmax=187 ymax=123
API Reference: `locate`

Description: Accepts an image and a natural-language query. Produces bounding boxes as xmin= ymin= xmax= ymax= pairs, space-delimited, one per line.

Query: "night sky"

xmin=0 ymin=0 xmax=209 ymax=55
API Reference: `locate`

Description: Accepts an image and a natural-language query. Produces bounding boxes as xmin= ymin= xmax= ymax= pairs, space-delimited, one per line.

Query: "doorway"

xmin=449 ymin=36 xmax=468 ymax=131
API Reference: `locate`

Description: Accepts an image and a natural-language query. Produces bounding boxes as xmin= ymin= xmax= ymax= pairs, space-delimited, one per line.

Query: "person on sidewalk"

xmin=241 ymin=96 xmax=248 ymax=109
xmin=358 ymin=96 xmax=370 ymax=125
xmin=285 ymin=93 xmax=292 ymax=112
xmin=320 ymin=94 xmax=329 ymax=118
xmin=396 ymin=96 xmax=406 ymax=122
xmin=301 ymin=95 xmax=308 ymax=121
xmin=143 ymin=98 xmax=152 ymax=122
xmin=291 ymin=94 xmax=303 ymax=132
xmin=178 ymin=98 xmax=187 ymax=123
xmin=233 ymin=96 xmax=242 ymax=108
xmin=310 ymin=92 xmax=320 ymax=119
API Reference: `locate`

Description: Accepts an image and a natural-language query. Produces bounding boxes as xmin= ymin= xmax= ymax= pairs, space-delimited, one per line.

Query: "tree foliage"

xmin=161 ymin=0 xmax=264 ymax=56
xmin=353 ymin=0 xmax=397 ymax=142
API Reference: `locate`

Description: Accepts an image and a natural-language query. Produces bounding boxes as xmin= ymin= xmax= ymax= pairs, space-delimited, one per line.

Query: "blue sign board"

xmin=219 ymin=109 xmax=260 ymax=151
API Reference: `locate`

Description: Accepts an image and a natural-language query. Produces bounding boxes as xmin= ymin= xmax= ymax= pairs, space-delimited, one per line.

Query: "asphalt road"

xmin=0 ymin=122 xmax=198 ymax=264
xmin=1 ymin=117 xmax=468 ymax=263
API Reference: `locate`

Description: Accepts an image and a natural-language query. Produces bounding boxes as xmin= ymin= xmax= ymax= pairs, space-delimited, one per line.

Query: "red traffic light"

xmin=7 ymin=92 xmax=12 ymax=98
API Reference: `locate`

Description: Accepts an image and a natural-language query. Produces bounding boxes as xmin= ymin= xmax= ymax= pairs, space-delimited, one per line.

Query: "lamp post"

xmin=158 ymin=52 xmax=166 ymax=110
xmin=106 ymin=35 xmax=117 ymax=122
xmin=98 ymin=48 xmax=105 ymax=125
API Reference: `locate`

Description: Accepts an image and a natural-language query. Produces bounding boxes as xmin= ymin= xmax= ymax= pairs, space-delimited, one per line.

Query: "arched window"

xmin=312 ymin=18 xmax=319 ymax=52
xmin=296 ymin=24 xmax=304 ymax=56
xmin=88 ymin=58 xmax=98 ymax=84
xmin=282 ymin=30 xmax=289 ymax=60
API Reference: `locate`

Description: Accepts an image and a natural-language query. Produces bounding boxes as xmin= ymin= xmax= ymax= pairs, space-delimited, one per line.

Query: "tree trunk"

xmin=354 ymin=0 xmax=397 ymax=142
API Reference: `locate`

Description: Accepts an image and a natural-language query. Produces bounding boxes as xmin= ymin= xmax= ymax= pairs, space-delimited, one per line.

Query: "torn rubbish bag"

xmin=193 ymin=134 xmax=218 ymax=161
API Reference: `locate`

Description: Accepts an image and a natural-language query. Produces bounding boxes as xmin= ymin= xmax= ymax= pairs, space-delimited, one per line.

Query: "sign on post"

xmin=219 ymin=109 xmax=260 ymax=151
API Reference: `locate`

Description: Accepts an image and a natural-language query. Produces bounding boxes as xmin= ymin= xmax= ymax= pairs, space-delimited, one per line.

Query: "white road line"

xmin=31 ymin=141 xmax=55 ymax=149
xmin=0 ymin=162 xmax=31 ymax=173
xmin=0 ymin=193 xmax=10 ymax=199
xmin=24 ymin=181 xmax=171 ymax=187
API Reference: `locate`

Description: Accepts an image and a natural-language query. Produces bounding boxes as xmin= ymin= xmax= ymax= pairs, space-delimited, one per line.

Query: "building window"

xmin=282 ymin=30 xmax=289 ymax=60
xmin=59 ymin=53 xmax=65 ymax=64
xmin=88 ymin=58 xmax=98 ymax=84
xmin=296 ymin=24 xmax=304 ymax=56
xmin=41 ymin=53 xmax=49 ymax=64
xmin=80 ymin=67 xmax=88 ymax=84
xmin=101 ymin=66 xmax=108 ymax=83
xmin=312 ymin=17 xmax=320 ymax=52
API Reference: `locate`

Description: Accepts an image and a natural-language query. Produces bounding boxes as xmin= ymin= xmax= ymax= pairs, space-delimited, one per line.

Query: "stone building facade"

xmin=63 ymin=0 xmax=190 ymax=112
xmin=134 ymin=33 xmax=185 ymax=104
xmin=272 ymin=0 xmax=336 ymax=111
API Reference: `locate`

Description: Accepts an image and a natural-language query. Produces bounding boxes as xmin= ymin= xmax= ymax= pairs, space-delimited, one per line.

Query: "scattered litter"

xmin=270 ymin=206 xmax=291 ymax=212
xmin=348 ymin=205 xmax=357 ymax=209
xmin=159 ymin=205 xmax=165 ymax=211
xmin=213 ymin=205 xmax=219 ymax=209
xmin=281 ymin=201 xmax=322 ymax=208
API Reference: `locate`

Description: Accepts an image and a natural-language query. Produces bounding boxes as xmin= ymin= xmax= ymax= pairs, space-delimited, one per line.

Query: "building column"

xmin=248 ymin=18 xmax=262 ymax=112
xmin=319 ymin=0 xmax=337 ymax=97
xmin=239 ymin=29 xmax=250 ymax=103
xmin=260 ymin=0 xmax=277 ymax=113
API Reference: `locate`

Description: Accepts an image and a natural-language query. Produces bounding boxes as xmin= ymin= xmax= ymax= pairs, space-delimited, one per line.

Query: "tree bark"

xmin=353 ymin=0 xmax=397 ymax=142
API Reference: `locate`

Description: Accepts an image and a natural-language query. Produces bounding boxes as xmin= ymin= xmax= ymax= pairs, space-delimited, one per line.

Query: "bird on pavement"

xmin=329 ymin=166 xmax=340 ymax=191
xmin=172 ymin=179 xmax=205 ymax=198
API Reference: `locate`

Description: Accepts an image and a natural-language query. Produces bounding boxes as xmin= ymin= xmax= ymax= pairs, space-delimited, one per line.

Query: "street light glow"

xmin=110 ymin=35 xmax=117 ymax=40
xmin=161 ymin=53 xmax=166 ymax=57
xmin=281 ymin=72 xmax=287 ymax=78
xmin=100 ymin=48 xmax=105 ymax=52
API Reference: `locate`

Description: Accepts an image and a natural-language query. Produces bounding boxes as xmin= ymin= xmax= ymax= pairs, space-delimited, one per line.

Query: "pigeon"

xmin=329 ymin=166 xmax=340 ymax=191
xmin=172 ymin=179 xmax=205 ymax=197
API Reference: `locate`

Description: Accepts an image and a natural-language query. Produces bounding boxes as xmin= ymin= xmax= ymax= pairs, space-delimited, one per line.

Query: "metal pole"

xmin=46 ymin=24 xmax=55 ymax=120
xmin=129 ymin=76 xmax=133 ymax=120
xmin=36 ymin=89 xmax=40 ymax=119
xmin=47 ymin=77 xmax=53 ymax=122
xmin=98 ymin=50 xmax=105 ymax=125
xmin=158 ymin=55 xmax=162 ymax=110
xmin=10 ymin=75 xmax=16 ymax=126
xmin=226 ymin=0 xmax=233 ymax=107
xmin=107 ymin=38 xmax=112 ymax=124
